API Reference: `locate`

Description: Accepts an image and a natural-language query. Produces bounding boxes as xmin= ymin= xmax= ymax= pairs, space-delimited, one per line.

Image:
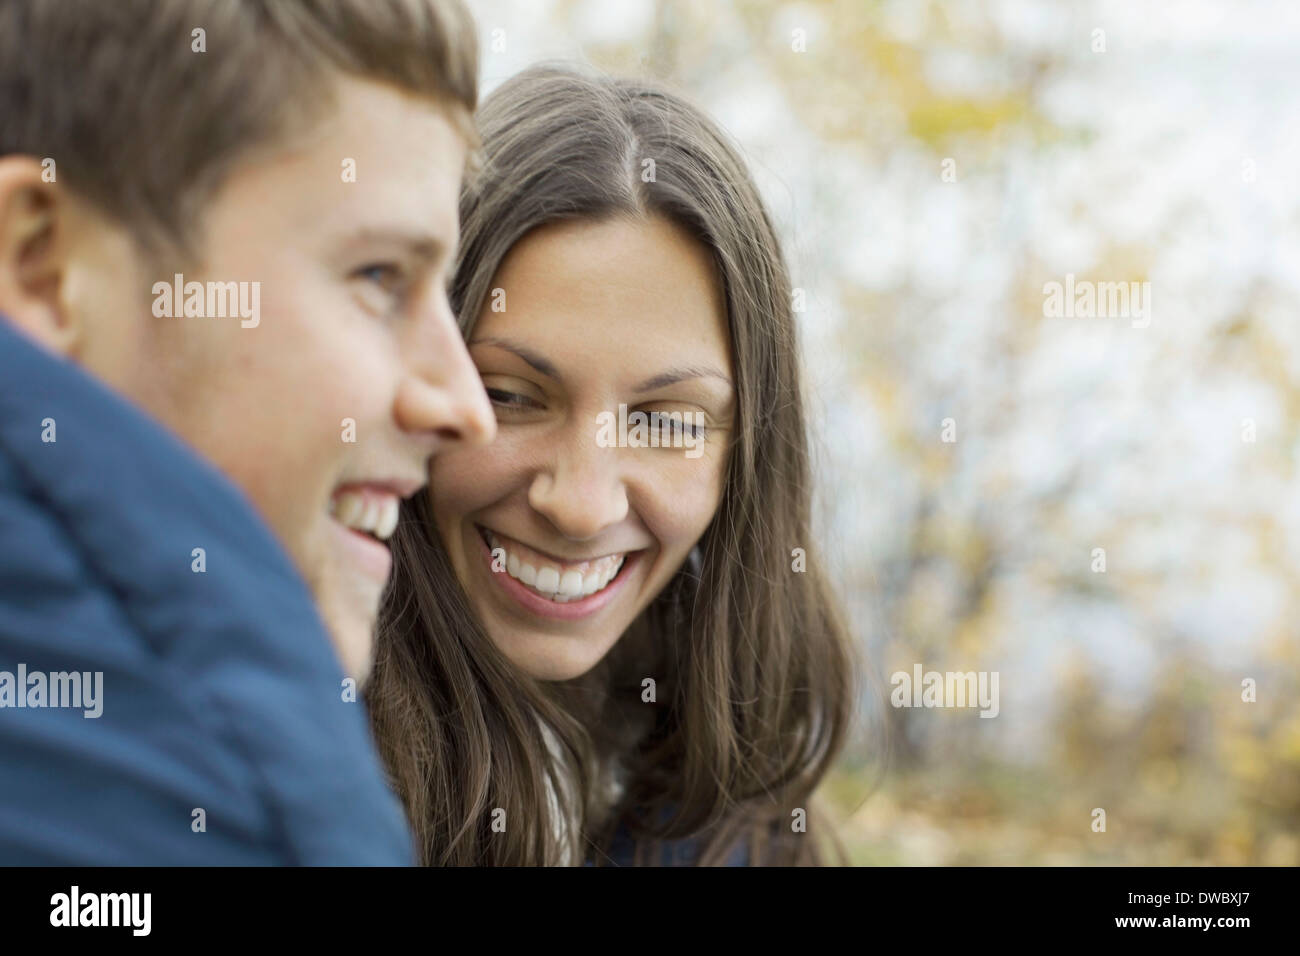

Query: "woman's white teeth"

xmin=332 ymin=491 xmax=400 ymax=541
xmin=535 ymin=566 xmax=560 ymax=593
xmin=486 ymin=531 xmax=625 ymax=602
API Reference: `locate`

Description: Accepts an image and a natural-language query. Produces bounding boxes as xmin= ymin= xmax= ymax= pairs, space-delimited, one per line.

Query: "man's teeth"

xmin=331 ymin=491 xmax=400 ymax=541
xmin=487 ymin=531 xmax=625 ymax=603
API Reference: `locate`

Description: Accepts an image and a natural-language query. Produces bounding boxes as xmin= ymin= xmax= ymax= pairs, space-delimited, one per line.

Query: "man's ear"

xmin=0 ymin=156 xmax=79 ymax=356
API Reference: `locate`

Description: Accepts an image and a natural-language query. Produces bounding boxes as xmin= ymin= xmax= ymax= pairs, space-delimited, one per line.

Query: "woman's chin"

xmin=489 ymin=625 xmax=617 ymax=682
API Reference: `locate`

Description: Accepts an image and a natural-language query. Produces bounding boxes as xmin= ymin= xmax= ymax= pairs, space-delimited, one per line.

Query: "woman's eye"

xmin=647 ymin=410 xmax=708 ymax=441
xmin=485 ymin=387 xmax=540 ymax=410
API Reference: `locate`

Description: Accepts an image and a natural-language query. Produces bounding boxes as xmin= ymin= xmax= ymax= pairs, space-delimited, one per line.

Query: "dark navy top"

xmin=591 ymin=808 xmax=751 ymax=866
xmin=0 ymin=318 xmax=413 ymax=864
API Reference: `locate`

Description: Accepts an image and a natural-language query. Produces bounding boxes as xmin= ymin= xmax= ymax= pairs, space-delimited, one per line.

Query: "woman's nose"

xmin=527 ymin=425 xmax=629 ymax=541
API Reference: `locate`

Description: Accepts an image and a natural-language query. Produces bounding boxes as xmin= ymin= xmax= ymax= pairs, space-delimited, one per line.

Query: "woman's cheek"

xmin=428 ymin=446 xmax=488 ymax=516
xmin=428 ymin=442 xmax=520 ymax=539
xmin=641 ymin=452 xmax=728 ymax=543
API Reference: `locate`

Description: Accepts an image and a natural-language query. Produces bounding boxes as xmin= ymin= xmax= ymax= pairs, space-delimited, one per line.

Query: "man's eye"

xmin=354 ymin=263 xmax=407 ymax=293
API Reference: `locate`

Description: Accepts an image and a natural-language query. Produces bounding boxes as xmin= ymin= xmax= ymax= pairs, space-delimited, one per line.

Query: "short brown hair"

xmin=0 ymin=0 xmax=478 ymax=255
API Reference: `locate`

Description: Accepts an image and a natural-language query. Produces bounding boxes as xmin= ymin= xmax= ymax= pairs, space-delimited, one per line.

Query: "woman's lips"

xmin=482 ymin=528 xmax=626 ymax=598
xmin=476 ymin=527 xmax=639 ymax=621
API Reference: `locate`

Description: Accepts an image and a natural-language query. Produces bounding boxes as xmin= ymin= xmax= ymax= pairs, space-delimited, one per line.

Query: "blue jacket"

xmin=0 ymin=318 xmax=413 ymax=865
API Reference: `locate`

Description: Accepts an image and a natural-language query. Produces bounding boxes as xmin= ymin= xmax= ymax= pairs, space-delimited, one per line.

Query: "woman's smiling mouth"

xmin=476 ymin=525 xmax=640 ymax=620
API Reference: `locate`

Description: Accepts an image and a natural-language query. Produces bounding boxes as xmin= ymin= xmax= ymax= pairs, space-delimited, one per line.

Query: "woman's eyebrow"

xmin=633 ymin=365 xmax=732 ymax=393
xmin=470 ymin=339 xmax=730 ymax=394
xmin=470 ymin=337 xmax=560 ymax=380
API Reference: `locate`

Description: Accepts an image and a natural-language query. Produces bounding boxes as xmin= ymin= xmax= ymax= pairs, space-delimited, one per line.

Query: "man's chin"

xmin=319 ymin=606 xmax=378 ymax=687
xmin=311 ymin=569 xmax=383 ymax=686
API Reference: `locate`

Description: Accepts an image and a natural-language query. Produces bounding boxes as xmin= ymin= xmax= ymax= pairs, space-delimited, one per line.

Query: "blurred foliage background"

xmin=467 ymin=0 xmax=1300 ymax=864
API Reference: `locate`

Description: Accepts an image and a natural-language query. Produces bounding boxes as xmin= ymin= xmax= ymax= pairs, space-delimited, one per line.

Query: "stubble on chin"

xmin=307 ymin=562 xmax=379 ymax=688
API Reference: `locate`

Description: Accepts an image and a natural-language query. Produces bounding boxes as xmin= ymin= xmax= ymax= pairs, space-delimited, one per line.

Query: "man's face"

xmin=55 ymin=77 xmax=496 ymax=681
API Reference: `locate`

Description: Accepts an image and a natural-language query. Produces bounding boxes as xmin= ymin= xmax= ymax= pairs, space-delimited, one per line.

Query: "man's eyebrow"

xmin=633 ymin=365 xmax=732 ymax=393
xmin=471 ymin=337 xmax=560 ymax=380
xmin=338 ymin=227 xmax=450 ymax=262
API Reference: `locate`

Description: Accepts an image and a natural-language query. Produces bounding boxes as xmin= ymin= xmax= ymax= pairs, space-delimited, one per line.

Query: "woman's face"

xmin=429 ymin=215 xmax=735 ymax=680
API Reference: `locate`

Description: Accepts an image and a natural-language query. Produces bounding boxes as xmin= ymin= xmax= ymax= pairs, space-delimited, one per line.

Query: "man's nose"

xmin=395 ymin=290 xmax=496 ymax=450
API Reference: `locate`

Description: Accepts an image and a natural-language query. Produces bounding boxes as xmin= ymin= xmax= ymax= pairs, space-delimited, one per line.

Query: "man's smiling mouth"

xmin=478 ymin=526 xmax=630 ymax=604
xmin=331 ymin=489 xmax=400 ymax=542
xmin=327 ymin=482 xmax=419 ymax=583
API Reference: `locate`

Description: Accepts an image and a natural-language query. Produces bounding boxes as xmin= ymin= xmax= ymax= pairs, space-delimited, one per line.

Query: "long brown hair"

xmin=368 ymin=64 xmax=858 ymax=865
